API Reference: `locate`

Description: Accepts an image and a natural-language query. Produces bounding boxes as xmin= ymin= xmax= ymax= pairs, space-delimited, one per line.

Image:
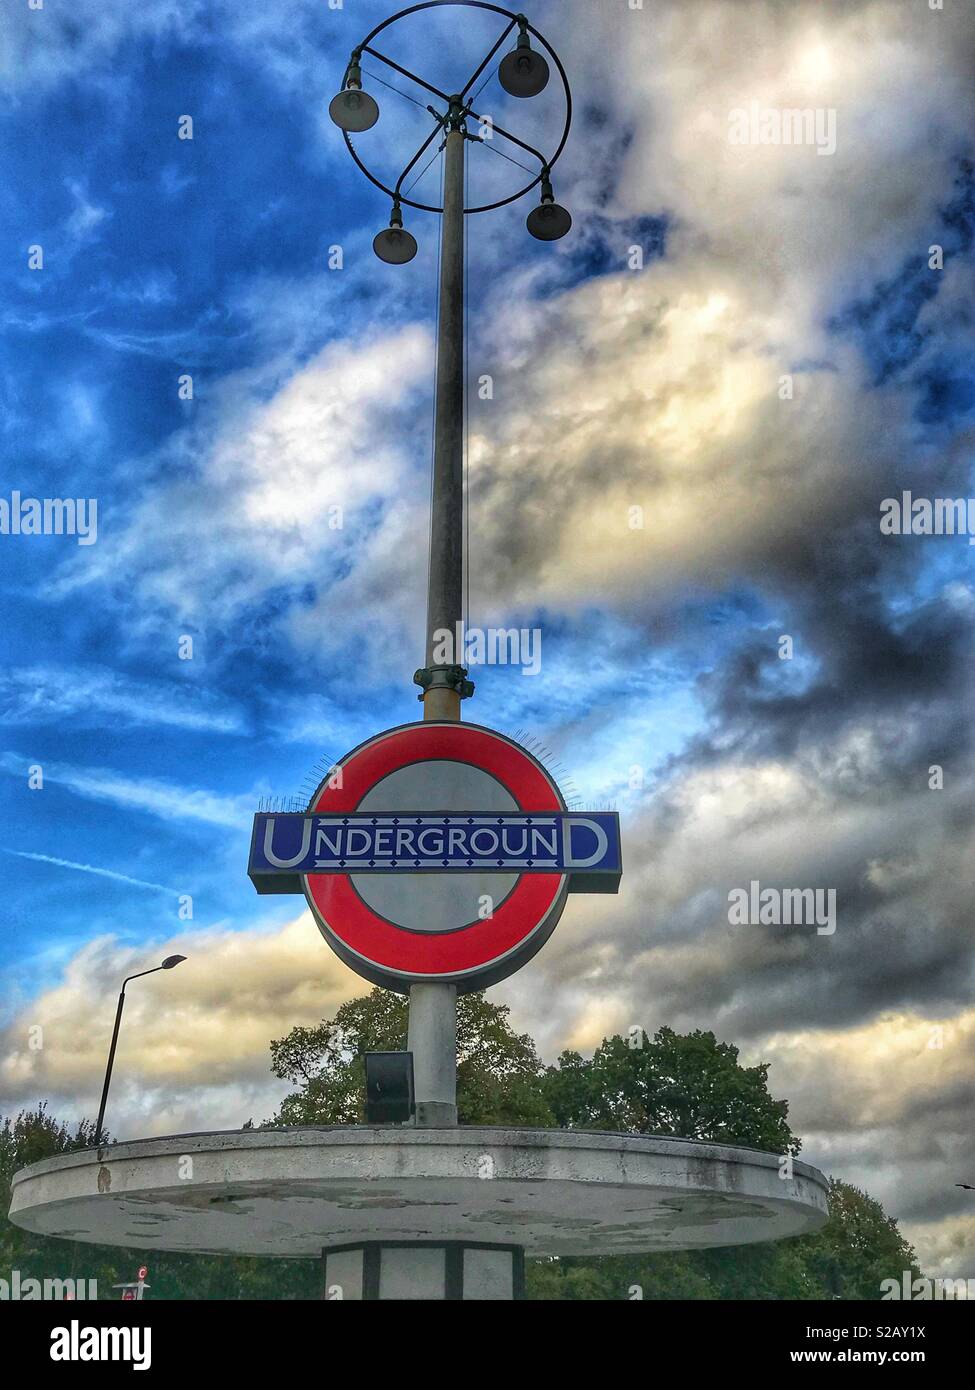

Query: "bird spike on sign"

xmin=249 ymin=721 xmax=621 ymax=993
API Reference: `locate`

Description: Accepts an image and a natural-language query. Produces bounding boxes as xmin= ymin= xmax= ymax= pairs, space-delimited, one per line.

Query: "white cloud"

xmin=48 ymin=327 xmax=433 ymax=669
xmin=7 ymin=0 xmax=974 ymax=1281
xmin=0 ymin=665 xmax=244 ymax=734
xmin=0 ymin=1 xmax=207 ymax=92
xmin=63 ymin=178 xmax=110 ymax=242
xmin=36 ymin=1 xmax=972 ymax=664
xmin=0 ymin=915 xmax=359 ymax=1133
xmin=573 ymin=0 xmax=974 ymax=312
xmin=1 ymin=850 xmax=179 ymax=898
xmin=0 ymin=752 xmax=251 ymax=829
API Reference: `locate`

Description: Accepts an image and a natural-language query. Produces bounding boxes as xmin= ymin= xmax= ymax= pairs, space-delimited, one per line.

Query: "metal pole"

xmin=409 ymin=117 xmax=466 ymax=1127
xmin=94 ymin=989 xmax=127 ymax=1147
xmin=423 ymin=119 xmax=466 ymax=721
xmin=407 ymin=982 xmax=458 ymax=1126
xmin=92 ymin=961 xmax=183 ymax=1144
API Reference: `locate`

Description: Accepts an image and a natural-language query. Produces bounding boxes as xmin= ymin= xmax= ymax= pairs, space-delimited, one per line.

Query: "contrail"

xmin=3 ymin=849 xmax=180 ymax=897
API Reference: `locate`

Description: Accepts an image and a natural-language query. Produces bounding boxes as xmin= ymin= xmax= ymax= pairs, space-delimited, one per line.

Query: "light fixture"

xmin=374 ymin=202 xmax=418 ymax=263
xmin=499 ymin=26 xmax=549 ymax=98
xmin=526 ymin=173 xmax=571 ymax=240
xmin=93 ymin=954 xmax=189 ymax=1147
xmin=329 ymin=58 xmax=379 ymax=132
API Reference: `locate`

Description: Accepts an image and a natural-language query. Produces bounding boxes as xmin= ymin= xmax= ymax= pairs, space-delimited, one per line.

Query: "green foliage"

xmin=268 ymin=987 xmax=554 ymax=1127
xmin=455 ymin=992 xmax=554 ymax=1125
xmin=542 ymin=1026 xmax=797 ymax=1155
xmin=0 ymin=1104 xmax=316 ymax=1300
xmin=791 ymin=1179 xmax=923 ymax=1299
xmin=527 ymin=1250 xmax=718 ymax=1301
xmin=526 ymin=1179 xmax=922 ymax=1301
xmin=0 ymin=1105 xmax=129 ymax=1299
xmin=0 ymin=1103 xmax=99 ymax=1179
xmin=0 ymin=1000 xmax=924 ymax=1300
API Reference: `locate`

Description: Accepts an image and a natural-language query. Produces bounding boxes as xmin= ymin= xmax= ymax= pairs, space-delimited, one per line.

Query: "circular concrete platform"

xmin=9 ymin=1127 xmax=829 ymax=1258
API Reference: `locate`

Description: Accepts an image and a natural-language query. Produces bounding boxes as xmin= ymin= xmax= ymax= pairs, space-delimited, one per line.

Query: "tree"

xmin=794 ymin=1179 xmax=922 ymax=1299
xmin=268 ymin=989 xmax=408 ymax=1126
xmin=1 ymin=1002 xmax=924 ymax=1300
xmin=268 ymin=988 xmax=554 ymax=1127
xmin=0 ymin=1104 xmax=316 ymax=1300
xmin=0 ymin=1103 xmax=99 ymax=1187
xmin=0 ymin=1105 xmax=121 ymax=1299
xmin=526 ymin=1182 xmax=922 ymax=1301
xmin=542 ymin=1026 xmax=797 ymax=1155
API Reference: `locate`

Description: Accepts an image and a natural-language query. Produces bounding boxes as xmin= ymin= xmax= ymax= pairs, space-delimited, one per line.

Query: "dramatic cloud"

xmin=2 ymin=0 xmax=973 ymax=1284
xmin=0 ymin=915 xmax=358 ymax=1135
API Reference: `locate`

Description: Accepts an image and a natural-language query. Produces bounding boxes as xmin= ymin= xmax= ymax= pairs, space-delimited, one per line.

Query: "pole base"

xmin=323 ymin=1241 xmax=524 ymax=1300
xmin=413 ymin=1100 xmax=458 ymax=1127
xmin=407 ymin=981 xmax=458 ymax=1126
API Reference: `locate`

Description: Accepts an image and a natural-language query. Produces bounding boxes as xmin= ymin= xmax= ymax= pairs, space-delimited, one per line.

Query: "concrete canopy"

xmin=10 ymin=1127 xmax=829 ymax=1259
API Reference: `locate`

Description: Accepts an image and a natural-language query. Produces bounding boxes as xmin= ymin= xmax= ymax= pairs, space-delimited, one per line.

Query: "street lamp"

xmin=373 ymin=202 xmax=418 ymax=263
xmin=328 ymin=56 xmax=380 ymax=133
xmin=327 ymin=2 xmax=571 ymax=1127
xmin=498 ymin=23 xmax=549 ymax=98
xmin=329 ymin=2 xmax=572 ymax=262
xmin=93 ymin=955 xmax=186 ymax=1148
xmin=527 ymin=171 xmax=572 ymax=240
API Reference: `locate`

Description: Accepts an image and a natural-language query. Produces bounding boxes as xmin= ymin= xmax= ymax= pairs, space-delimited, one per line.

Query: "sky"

xmin=1 ymin=0 xmax=974 ymax=1283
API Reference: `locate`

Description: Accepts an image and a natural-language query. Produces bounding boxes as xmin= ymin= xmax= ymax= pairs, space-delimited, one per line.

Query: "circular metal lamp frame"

xmin=340 ymin=1 xmax=572 ymax=215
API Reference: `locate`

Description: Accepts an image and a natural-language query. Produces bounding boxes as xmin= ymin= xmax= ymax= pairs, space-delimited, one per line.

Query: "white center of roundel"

xmin=351 ymin=760 xmax=520 ymax=934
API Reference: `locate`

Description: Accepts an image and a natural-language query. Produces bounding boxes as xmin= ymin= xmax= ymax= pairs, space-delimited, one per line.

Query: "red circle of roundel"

xmin=302 ymin=722 xmax=566 ymax=987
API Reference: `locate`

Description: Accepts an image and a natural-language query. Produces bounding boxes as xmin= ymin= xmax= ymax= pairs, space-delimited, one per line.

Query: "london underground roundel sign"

xmin=248 ymin=721 xmax=621 ymax=993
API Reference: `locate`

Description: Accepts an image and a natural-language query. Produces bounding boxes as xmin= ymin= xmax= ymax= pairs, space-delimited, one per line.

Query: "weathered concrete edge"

xmin=11 ymin=1125 xmax=829 ymax=1193
xmin=8 ymin=1127 xmax=829 ymax=1256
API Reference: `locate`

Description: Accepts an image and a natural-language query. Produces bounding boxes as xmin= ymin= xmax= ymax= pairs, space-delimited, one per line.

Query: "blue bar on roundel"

xmin=247 ymin=812 xmax=621 ymax=894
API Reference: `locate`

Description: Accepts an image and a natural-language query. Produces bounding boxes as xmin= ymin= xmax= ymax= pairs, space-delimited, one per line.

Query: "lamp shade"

xmin=499 ymin=36 xmax=549 ymax=98
xmin=374 ymin=226 xmax=418 ymax=264
xmin=329 ymin=87 xmax=379 ymax=132
xmin=527 ymin=200 xmax=571 ymax=241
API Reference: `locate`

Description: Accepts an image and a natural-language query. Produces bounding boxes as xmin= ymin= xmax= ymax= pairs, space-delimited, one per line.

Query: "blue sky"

xmin=0 ymin=0 xmax=694 ymax=999
xmin=1 ymin=0 xmax=974 ymax=1277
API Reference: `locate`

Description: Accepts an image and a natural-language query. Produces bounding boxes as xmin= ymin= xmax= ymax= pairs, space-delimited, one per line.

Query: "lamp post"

xmin=329 ymin=2 xmax=571 ymax=1128
xmin=93 ymin=955 xmax=186 ymax=1148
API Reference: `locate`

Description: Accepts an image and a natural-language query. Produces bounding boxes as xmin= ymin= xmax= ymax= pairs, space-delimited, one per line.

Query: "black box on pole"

xmin=364 ymin=1051 xmax=415 ymax=1124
